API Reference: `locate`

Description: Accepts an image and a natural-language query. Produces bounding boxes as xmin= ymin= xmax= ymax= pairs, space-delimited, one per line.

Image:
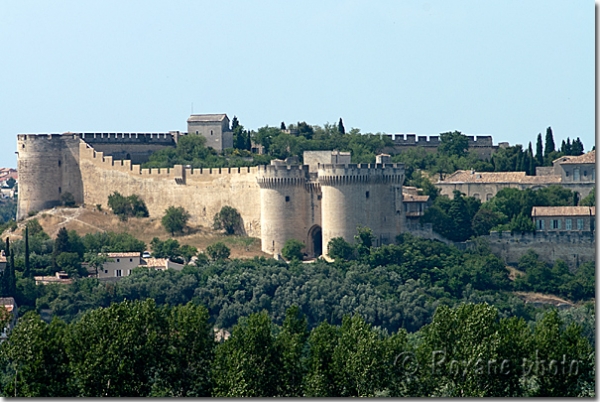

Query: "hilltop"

xmin=2 ymin=205 xmax=267 ymax=259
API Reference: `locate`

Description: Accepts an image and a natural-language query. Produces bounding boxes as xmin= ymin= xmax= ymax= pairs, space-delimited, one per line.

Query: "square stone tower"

xmin=187 ymin=114 xmax=233 ymax=152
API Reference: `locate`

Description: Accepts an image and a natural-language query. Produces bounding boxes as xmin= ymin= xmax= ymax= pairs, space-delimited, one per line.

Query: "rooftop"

xmin=440 ymin=170 xmax=527 ymax=183
xmin=554 ymin=150 xmax=596 ymax=165
xmin=531 ymin=206 xmax=596 ymax=217
xmin=187 ymin=114 xmax=228 ymax=123
xmin=105 ymin=252 xmax=141 ymax=258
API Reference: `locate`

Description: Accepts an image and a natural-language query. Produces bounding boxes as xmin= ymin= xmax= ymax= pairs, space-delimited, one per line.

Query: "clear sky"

xmin=0 ymin=0 xmax=594 ymax=167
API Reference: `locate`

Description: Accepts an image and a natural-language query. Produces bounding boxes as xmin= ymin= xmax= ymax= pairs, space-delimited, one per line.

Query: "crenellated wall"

xmin=485 ymin=230 xmax=595 ymax=269
xmin=78 ymin=142 xmax=262 ymax=236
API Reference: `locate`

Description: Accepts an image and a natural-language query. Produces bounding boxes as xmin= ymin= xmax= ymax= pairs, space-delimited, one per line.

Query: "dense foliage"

xmin=161 ymin=206 xmax=190 ymax=235
xmin=107 ymin=192 xmax=149 ymax=221
xmin=0 ymin=300 xmax=593 ymax=397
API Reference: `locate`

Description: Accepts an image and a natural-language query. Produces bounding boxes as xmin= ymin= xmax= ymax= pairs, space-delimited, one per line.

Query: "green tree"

xmin=544 ymin=126 xmax=555 ymax=158
xmin=213 ymin=206 xmax=243 ymax=235
xmin=212 ymin=311 xmax=283 ymax=397
xmin=439 ymin=131 xmax=469 ymax=158
xmin=354 ymin=226 xmax=374 ymax=257
xmin=66 ymin=299 xmax=165 ymax=397
xmin=277 ymin=306 xmax=309 ymax=396
xmin=161 ymin=206 xmax=190 ymax=236
xmin=52 ymin=227 xmax=70 ymax=269
xmin=304 ymin=322 xmax=339 ymax=396
xmin=571 ymin=137 xmax=584 ymax=155
xmin=1 ymin=312 xmax=72 ymax=396
xmin=338 ymin=118 xmax=345 ymax=135
xmin=510 ymin=212 xmax=536 ymax=233
xmin=107 ymin=192 xmax=149 ymax=221
xmin=535 ymin=133 xmax=544 ymax=166
xmin=150 ymin=237 xmax=182 ymax=261
xmin=471 ymin=208 xmax=504 ymax=236
xmin=205 ymin=242 xmax=230 ymax=261
xmin=281 ymin=239 xmax=304 ymax=261
xmin=327 ymin=237 xmax=355 ymax=261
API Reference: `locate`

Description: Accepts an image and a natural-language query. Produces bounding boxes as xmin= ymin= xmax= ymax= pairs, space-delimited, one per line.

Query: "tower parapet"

xmin=257 ymin=164 xmax=312 ymax=255
xmin=317 ymin=163 xmax=405 ymax=251
xmin=17 ymin=134 xmax=83 ymax=220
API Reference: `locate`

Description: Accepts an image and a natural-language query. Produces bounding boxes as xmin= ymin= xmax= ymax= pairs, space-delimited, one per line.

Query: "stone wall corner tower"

xmin=186 ymin=113 xmax=233 ymax=152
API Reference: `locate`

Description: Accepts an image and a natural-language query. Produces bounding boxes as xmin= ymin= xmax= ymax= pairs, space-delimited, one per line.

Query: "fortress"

xmin=16 ymin=116 xmax=405 ymax=257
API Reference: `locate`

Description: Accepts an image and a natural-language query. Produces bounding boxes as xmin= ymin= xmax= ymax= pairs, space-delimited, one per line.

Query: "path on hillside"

xmin=43 ymin=207 xmax=105 ymax=236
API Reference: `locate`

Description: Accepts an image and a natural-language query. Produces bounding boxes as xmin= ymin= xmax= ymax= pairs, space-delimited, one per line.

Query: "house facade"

xmin=532 ymin=206 xmax=595 ymax=233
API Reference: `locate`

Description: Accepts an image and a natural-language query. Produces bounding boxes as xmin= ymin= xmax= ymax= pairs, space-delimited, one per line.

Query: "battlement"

xmin=256 ymin=165 xmax=309 ymax=188
xmin=487 ymin=230 xmax=595 ymax=243
xmin=79 ymin=142 xmax=260 ymax=180
xmin=80 ymin=132 xmax=176 ymax=144
xmin=317 ymin=163 xmax=404 ymax=185
xmin=388 ymin=134 xmax=494 ymax=147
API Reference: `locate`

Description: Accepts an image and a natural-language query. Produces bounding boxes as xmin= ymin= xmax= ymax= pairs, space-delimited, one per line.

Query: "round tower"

xmin=318 ymin=163 xmax=404 ymax=252
xmin=17 ymin=133 xmax=82 ymax=220
xmin=257 ymin=164 xmax=310 ymax=256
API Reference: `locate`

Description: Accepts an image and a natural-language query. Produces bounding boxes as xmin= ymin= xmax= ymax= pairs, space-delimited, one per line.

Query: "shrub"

xmin=60 ymin=192 xmax=76 ymax=207
xmin=206 ymin=242 xmax=230 ymax=261
xmin=161 ymin=206 xmax=191 ymax=236
xmin=281 ymin=239 xmax=304 ymax=261
xmin=107 ymin=192 xmax=149 ymax=221
xmin=213 ymin=206 xmax=243 ymax=235
xmin=327 ymin=237 xmax=355 ymax=261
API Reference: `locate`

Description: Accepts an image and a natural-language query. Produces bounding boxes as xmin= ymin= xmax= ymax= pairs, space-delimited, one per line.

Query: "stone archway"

xmin=307 ymin=225 xmax=323 ymax=258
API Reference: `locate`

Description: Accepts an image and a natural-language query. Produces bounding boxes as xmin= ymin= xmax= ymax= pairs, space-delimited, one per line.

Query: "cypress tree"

xmin=572 ymin=138 xmax=584 ymax=155
xmin=560 ymin=139 xmax=567 ymax=154
xmin=280 ymin=122 xmax=286 ymax=130
xmin=565 ymin=138 xmax=572 ymax=155
xmin=535 ymin=133 xmax=544 ymax=166
xmin=338 ymin=118 xmax=345 ymax=135
xmin=528 ymin=142 xmax=536 ymax=175
xmin=544 ymin=126 xmax=555 ymax=157
xmin=24 ymin=225 xmax=30 ymax=278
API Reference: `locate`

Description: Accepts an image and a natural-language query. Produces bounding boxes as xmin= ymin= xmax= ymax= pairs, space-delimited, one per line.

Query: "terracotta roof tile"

xmin=187 ymin=114 xmax=228 ymax=123
xmin=105 ymin=252 xmax=141 ymax=258
xmin=531 ymin=206 xmax=595 ymax=217
xmin=555 ymin=150 xmax=596 ymax=165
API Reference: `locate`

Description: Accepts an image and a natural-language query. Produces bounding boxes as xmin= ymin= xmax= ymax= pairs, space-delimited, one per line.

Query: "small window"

xmin=116 ymin=258 xmax=120 ymax=262
xmin=58 ymin=187 xmax=61 ymax=194
xmin=285 ymin=196 xmax=290 ymax=202
xmin=21 ymin=144 xmax=25 ymax=149
xmin=536 ymin=219 xmax=545 ymax=230
xmin=58 ymin=160 xmax=61 ymax=167
xmin=317 ymin=195 xmax=322 ymax=200
xmin=129 ymin=258 xmax=133 ymax=262
xmin=115 ymin=269 xmax=122 ymax=277
xmin=211 ymin=130 xmax=213 ymax=136
xmin=104 ymin=270 xmax=108 ymax=274
xmin=566 ymin=171 xmax=569 ymax=177
xmin=196 ymin=130 xmax=199 ymax=134
xmin=577 ymin=218 xmax=584 ymax=230
xmin=552 ymin=219 xmax=561 ymax=229
xmin=366 ymin=191 xmax=370 ymax=199
xmin=574 ymin=168 xmax=580 ymax=181
xmin=583 ymin=170 xmax=587 ymax=177
xmin=565 ymin=219 xmax=572 ymax=230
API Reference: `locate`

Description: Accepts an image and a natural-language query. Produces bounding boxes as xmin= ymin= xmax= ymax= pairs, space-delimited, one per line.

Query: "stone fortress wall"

xmin=382 ymin=134 xmax=499 ymax=158
xmin=16 ymin=129 xmax=406 ymax=257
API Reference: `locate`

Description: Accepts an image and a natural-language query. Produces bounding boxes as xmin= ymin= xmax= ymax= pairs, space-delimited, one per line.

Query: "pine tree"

xmin=338 ymin=118 xmax=345 ymax=135
xmin=535 ymin=133 xmax=544 ymax=166
xmin=544 ymin=126 xmax=555 ymax=157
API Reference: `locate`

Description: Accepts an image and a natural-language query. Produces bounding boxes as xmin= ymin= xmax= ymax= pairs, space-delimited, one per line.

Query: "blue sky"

xmin=0 ymin=0 xmax=594 ymax=167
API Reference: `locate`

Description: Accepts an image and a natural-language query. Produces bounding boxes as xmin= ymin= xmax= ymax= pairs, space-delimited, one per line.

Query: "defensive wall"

xmin=78 ymin=142 xmax=263 ymax=237
xmin=484 ymin=230 xmax=596 ymax=270
xmin=382 ymin=134 xmax=497 ymax=158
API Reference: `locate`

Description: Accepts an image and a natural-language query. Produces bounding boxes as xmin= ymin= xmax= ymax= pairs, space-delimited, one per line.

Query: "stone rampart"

xmin=483 ymin=231 xmax=595 ymax=269
xmin=78 ymin=142 xmax=262 ymax=236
